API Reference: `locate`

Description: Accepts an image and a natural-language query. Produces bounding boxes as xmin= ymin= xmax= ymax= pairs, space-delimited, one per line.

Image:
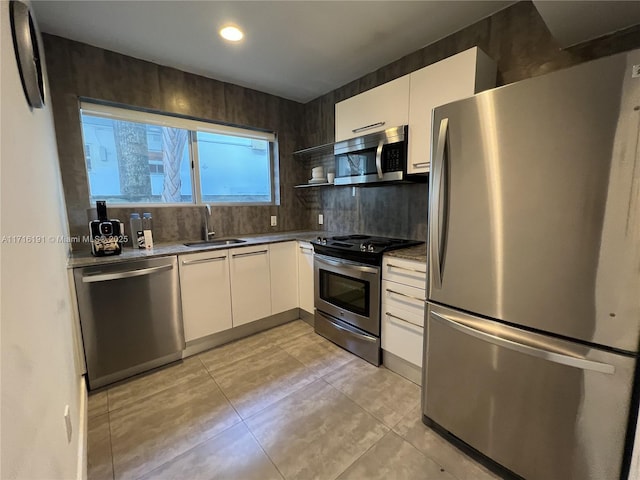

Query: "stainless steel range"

xmin=312 ymin=234 xmax=423 ymax=365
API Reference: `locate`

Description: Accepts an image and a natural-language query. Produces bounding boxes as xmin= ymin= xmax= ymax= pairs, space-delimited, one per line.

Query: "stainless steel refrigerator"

xmin=423 ymin=48 xmax=640 ymax=480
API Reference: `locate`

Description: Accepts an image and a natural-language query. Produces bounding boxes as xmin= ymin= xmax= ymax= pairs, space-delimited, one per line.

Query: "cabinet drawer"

xmin=382 ymin=256 xmax=427 ymax=290
xmin=382 ymin=280 xmax=425 ymax=326
xmin=381 ymin=308 xmax=424 ymax=367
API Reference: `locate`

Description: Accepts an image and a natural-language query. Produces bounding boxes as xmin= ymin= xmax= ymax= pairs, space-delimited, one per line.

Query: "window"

xmin=79 ymin=102 xmax=277 ymax=205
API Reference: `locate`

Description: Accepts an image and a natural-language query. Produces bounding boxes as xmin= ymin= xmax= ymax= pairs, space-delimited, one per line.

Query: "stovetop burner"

xmin=311 ymin=234 xmax=423 ymax=265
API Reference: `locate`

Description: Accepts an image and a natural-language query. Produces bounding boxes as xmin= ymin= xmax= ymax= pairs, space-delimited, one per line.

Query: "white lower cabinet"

xmin=381 ymin=256 xmax=427 ymax=371
xmin=179 ymin=240 xmax=307 ymax=344
xmin=269 ymin=241 xmax=299 ymax=314
xmin=178 ymin=250 xmax=232 ymax=342
xmin=297 ymin=241 xmax=314 ymax=314
xmin=230 ymin=244 xmax=272 ymax=327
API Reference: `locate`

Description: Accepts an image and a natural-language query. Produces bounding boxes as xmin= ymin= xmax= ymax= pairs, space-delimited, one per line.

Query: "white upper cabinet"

xmin=269 ymin=241 xmax=299 ymax=315
xmin=335 ymin=75 xmax=410 ymax=142
xmin=407 ymin=47 xmax=496 ymax=174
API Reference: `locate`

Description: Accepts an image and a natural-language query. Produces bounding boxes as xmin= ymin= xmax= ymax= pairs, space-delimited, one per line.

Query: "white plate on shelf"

xmin=308 ymin=178 xmax=327 ymax=184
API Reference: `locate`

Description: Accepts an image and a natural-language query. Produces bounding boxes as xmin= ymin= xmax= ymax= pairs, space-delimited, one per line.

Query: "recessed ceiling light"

xmin=220 ymin=25 xmax=244 ymax=42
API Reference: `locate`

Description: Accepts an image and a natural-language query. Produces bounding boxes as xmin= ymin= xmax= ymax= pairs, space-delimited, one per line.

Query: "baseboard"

xmin=382 ymin=350 xmax=422 ymax=385
xmin=76 ymin=376 xmax=88 ymax=480
xmin=299 ymin=308 xmax=314 ymax=326
xmin=182 ymin=309 xmax=300 ymax=357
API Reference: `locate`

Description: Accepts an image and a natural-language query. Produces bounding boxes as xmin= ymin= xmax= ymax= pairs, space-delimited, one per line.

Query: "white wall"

xmin=0 ymin=1 xmax=85 ymax=479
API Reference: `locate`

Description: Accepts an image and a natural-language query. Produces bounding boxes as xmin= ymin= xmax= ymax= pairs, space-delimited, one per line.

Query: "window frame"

xmin=79 ymin=101 xmax=279 ymax=207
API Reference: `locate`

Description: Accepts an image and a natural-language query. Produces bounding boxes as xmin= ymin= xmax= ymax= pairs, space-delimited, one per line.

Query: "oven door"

xmin=314 ymin=254 xmax=380 ymax=335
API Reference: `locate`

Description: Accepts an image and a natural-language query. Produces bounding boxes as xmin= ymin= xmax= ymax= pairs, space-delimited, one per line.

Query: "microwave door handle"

xmin=375 ymin=139 xmax=384 ymax=179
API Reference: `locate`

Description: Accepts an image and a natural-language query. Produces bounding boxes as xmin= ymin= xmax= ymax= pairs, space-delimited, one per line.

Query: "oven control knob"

xmin=367 ymin=244 xmax=375 ymax=252
xmin=360 ymin=243 xmax=366 ymax=251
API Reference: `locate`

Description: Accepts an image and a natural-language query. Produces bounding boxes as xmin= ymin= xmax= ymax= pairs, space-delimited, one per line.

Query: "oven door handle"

xmin=314 ymin=254 xmax=379 ymax=275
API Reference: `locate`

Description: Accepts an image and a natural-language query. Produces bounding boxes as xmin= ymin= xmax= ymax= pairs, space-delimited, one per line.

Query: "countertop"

xmin=67 ymin=230 xmax=326 ymax=268
xmin=68 ymin=230 xmax=428 ymax=268
xmin=383 ymin=243 xmax=427 ymax=263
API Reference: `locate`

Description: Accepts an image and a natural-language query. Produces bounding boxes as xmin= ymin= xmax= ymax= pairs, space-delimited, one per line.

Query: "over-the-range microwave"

xmin=333 ymin=125 xmax=425 ymax=186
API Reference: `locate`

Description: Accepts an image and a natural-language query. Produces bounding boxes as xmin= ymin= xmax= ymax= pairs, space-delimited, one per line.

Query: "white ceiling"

xmin=31 ymin=1 xmax=514 ymax=103
xmin=31 ymin=1 xmax=640 ymax=104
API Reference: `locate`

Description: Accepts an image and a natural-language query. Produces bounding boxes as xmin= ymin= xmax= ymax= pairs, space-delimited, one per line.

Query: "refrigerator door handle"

xmin=430 ymin=311 xmax=616 ymax=375
xmin=429 ymin=118 xmax=449 ymax=290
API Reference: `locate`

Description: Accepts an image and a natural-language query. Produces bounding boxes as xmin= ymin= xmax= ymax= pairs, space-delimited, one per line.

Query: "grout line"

xmin=328 ymin=418 xmax=393 ymax=480
xmin=107 ymin=410 xmax=116 ymax=480
xmin=243 ymin=421 xmax=287 ymax=480
xmin=202 ymin=361 xmax=243 ymax=421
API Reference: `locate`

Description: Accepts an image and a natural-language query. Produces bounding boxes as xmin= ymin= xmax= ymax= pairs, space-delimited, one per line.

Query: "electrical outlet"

xmin=270 ymin=215 xmax=277 ymax=227
xmin=64 ymin=405 xmax=72 ymax=443
xmin=318 ymin=214 xmax=324 ymax=225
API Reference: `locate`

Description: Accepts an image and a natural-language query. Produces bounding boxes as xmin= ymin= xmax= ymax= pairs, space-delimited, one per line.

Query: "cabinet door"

xmin=269 ymin=241 xmax=298 ymax=314
xmin=408 ymin=47 xmax=496 ymax=174
xmin=230 ymin=245 xmax=271 ymax=326
xmin=179 ymin=250 xmax=232 ymax=342
xmin=297 ymin=241 xmax=315 ymax=314
xmin=335 ymin=75 xmax=410 ymax=142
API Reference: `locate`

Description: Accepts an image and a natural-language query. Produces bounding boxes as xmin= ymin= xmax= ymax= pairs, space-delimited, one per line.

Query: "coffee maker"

xmin=89 ymin=201 xmax=123 ymax=256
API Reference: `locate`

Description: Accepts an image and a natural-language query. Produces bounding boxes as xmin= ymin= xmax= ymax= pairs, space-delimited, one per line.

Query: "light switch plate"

xmin=270 ymin=215 xmax=277 ymax=227
xmin=318 ymin=214 xmax=324 ymax=225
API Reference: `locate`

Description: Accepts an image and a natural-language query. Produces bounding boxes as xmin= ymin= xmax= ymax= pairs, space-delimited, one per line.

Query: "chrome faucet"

xmin=203 ymin=204 xmax=215 ymax=241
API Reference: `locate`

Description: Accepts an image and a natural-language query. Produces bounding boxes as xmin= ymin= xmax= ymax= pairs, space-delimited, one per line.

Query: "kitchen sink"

xmin=184 ymin=238 xmax=246 ymax=247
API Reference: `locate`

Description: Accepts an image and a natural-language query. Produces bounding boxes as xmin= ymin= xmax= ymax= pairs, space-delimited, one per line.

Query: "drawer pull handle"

xmin=181 ymin=255 xmax=226 ymax=266
xmin=387 ymin=263 xmax=426 ymax=275
xmin=352 ymin=121 xmax=385 ymax=134
xmin=299 ymin=246 xmax=314 ymax=253
xmin=386 ymin=312 xmax=422 ymax=329
xmin=232 ymin=249 xmax=268 ymax=258
xmin=412 ymin=162 xmax=429 ymax=168
xmin=386 ymin=288 xmax=425 ymax=303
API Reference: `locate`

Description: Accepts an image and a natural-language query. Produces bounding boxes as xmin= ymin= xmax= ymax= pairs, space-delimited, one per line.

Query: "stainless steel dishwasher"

xmin=74 ymin=256 xmax=184 ymax=389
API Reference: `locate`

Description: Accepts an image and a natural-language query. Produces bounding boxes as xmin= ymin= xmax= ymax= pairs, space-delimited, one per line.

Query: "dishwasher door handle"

xmin=82 ymin=264 xmax=173 ymax=283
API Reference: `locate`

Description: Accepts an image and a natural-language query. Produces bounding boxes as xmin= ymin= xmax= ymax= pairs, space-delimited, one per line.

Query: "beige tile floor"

xmin=87 ymin=320 xmax=501 ymax=480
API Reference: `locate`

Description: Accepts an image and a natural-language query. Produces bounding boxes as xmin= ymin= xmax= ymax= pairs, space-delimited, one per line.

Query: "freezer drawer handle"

xmin=82 ymin=264 xmax=173 ymax=283
xmin=181 ymin=255 xmax=226 ymax=266
xmin=430 ymin=311 xmax=616 ymax=375
xmin=386 ymin=312 xmax=422 ymax=329
xmin=386 ymin=288 xmax=425 ymax=304
xmin=386 ymin=263 xmax=426 ymax=275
